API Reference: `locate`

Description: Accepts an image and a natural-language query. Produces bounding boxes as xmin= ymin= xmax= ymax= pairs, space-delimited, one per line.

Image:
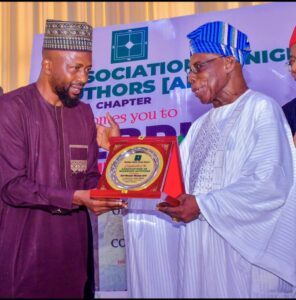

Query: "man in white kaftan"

xmin=177 ymin=88 xmax=296 ymax=297
xmin=122 ymin=21 xmax=296 ymax=298
xmin=156 ymin=21 xmax=296 ymax=298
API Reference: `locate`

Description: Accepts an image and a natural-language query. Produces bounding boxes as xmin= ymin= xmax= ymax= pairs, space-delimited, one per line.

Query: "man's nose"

xmin=188 ymin=72 xmax=197 ymax=84
xmin=77 ymin=69 xmax=89 ymax=84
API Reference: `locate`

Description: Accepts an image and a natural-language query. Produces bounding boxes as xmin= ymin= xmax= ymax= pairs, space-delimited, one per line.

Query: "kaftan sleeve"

xmin=0 ymin=98 xmax=75 ymax=212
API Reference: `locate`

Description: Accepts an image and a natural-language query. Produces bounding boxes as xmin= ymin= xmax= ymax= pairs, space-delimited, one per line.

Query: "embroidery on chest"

xmin=189 ymin=115 xmax=220 ymax=194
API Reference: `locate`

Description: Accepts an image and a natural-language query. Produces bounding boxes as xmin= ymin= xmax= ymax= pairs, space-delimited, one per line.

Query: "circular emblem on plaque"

xmin=106 ymin=144 xmax=164 ymax=191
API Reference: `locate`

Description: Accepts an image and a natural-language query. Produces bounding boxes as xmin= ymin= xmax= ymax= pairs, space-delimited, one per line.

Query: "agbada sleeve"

xmin=0 ymin=97 xmax=75 ymax=212
xmin=196 ymin=99 xmax=294 ymax=265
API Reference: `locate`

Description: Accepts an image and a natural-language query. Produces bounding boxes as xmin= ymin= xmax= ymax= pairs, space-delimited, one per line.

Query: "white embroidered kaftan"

xmin=179 ymin=89 xmax=296 ymax=297
xmin=123 ymin=89 xmax=296 ymax=298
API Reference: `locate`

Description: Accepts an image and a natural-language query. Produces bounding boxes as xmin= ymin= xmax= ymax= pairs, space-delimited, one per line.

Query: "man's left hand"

xmin=96 ymin=112 xmax=120 ymax=151
xmin=157 ymin=193 xmax=200 ymax=223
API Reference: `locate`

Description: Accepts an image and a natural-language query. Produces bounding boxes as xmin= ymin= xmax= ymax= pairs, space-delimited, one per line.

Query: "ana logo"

xmin=111 ymin=27 xmax=148 ymax=64
xmin=134 ymin=155 xmax=142 ymax=161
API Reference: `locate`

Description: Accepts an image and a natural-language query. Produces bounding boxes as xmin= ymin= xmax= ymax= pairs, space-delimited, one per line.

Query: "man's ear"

xmin=224 ymin=56 xmax=236 ymax=73
xmin=42 ymin=58 xmax=52 ymax=75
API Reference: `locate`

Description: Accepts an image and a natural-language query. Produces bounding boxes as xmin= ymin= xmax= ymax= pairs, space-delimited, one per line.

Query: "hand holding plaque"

xmin=90 ymin=136 xmax=184 ymax=207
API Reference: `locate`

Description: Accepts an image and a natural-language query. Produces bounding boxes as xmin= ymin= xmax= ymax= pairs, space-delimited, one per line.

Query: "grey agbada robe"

xmin=0 ymin=83 xmax=100 ymax=298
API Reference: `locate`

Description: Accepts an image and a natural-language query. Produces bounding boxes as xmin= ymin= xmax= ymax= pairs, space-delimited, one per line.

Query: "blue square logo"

xmin=111 ymin=27 xmax=148 ymax=64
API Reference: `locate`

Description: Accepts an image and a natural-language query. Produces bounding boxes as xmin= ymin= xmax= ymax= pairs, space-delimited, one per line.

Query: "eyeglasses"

xmin=186 ymin=55 xmax=225 ymax=76
xmin=286 ymin=60 xmax=296 ymax=72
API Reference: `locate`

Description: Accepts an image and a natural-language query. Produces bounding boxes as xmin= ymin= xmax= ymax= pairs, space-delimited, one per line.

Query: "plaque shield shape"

xmin=90 ymin=136 xmax=184 ymax=206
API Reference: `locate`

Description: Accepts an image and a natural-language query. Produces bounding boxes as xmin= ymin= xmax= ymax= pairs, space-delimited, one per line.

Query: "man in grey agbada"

xmin=282 ymin=26 xmax=296 ymax=146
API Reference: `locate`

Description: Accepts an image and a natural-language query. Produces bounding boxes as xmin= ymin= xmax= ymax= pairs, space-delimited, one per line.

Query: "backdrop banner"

xmin=30 ymin=2 xmax=296 ymax=294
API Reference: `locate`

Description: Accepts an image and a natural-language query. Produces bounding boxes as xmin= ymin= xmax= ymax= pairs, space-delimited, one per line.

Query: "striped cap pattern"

xmin=43 ymin=19 xmax=92 ymax=52
xmin=187 ymin=21 xmax=251 ymax=66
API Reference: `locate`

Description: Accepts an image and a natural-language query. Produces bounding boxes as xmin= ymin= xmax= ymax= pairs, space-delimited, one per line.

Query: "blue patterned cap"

xmin=187 ymin=21 xmax=251 ymax=66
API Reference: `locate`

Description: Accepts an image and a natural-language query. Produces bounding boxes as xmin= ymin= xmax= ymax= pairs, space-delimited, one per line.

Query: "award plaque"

xmin=90 ymin=136 xmax=184 ymax=206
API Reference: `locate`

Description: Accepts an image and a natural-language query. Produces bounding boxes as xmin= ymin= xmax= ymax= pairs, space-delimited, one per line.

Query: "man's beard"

xmin=55 ymin=85 xmax=81 ymax=108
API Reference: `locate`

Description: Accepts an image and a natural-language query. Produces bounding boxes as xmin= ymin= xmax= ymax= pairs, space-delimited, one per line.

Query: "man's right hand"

xmin=96 ymin=112 xmax=120 ymax=151
xmin=157 ymin=193 xmax=200 ymax=223
xmin=73 ymin=190 xmax=127 ymax=216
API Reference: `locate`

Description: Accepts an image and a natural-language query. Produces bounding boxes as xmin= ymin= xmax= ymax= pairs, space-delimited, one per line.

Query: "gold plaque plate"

xmin=90 ymin=136 xmax=184 ymax=205
xmin=106 ymin=144 xmax=164 ymax=191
